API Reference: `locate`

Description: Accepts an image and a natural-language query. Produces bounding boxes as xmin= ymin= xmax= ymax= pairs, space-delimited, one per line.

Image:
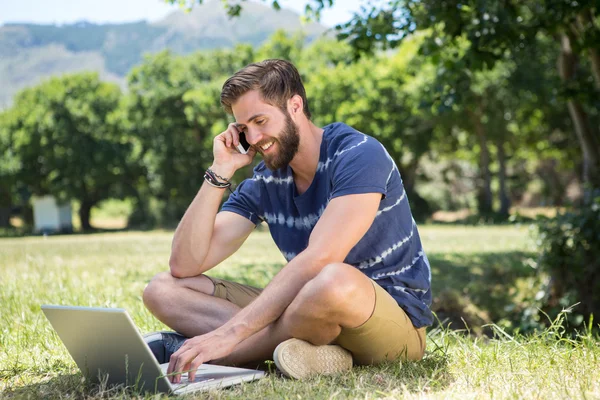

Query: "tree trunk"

xmin=0 ymin=208 xmax=10 ymax=228
xmin=400 ymin=160 xmax=418 ymax=197
xmin=588 ymin=47 xmax=600 ymax=89
xmin=497 ymin=138 xmax=511 ymax=218
xmin=578 ymin=10 xmax=600 ymax=89
xmin=558 ymin=33 xmax=600 ymax=189
xmin=0 ymin=185 xmax=11 ymax=228
xmin=566 ymin=101 xmax=600 ymax=186
xmin=470 ymin=107 xmax=493 ymax=215
xmin=79 ymin=200 xmax=94 ymax=232
xmin=398 ymin=159 xmax=431 ymax=222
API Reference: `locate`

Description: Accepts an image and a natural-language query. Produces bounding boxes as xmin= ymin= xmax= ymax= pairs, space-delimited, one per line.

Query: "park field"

xmin=1 ymin=225 xmax=599 ymax=399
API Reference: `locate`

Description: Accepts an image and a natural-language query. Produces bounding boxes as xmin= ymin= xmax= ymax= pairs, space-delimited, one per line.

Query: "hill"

xmin=0 ymin=0 xmax=327 ymax=108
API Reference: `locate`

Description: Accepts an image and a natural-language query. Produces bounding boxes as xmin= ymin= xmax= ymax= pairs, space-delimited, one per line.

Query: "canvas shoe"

xmin=143 ymin=331 xmax=188 ymax=364
xmin=273 ymin=338 xmax=353 ymax=379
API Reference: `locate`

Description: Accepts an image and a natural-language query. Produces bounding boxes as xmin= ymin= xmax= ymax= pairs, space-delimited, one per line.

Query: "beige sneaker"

xmin=273 ymin=338 xmax=353 ymax=379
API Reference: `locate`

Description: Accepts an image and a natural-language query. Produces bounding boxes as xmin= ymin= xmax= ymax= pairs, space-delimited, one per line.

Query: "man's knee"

xmin=306 ymin=263 xmax=364 ymax=304
xmin=282 ymin=263 xmax=366 ymax=343
xmin=143 ymin=271 xmax=176 ymax=312
xmin=288 ymin=263 xmax=364 ymax=319
xmin=143 ymin=271 xmax=214 ymax=312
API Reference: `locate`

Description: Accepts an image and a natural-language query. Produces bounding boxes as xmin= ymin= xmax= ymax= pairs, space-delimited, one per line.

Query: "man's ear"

xmin=288 ymin=94 xmax=303 ymax=116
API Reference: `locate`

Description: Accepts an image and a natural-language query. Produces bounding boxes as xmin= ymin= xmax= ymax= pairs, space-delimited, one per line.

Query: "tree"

xmin=4 ymin=73 xmax=127 ymax=231
xmin=303 ymin=35 xmax=438 ymax=219
xmin=119 ymin=47 xmax=256 ymax=225
xmin=0 ymin=112 xmax=20 ymax=228
xmin=333 ymin=0 xmax=600 ymax=190
xmin=174 ymin=0 xmax=598 ymax=191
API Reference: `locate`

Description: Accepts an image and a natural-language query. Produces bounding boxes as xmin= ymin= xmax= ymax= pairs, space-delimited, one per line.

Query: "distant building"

xmin=32 ymin=196 xmax=72 ymax=233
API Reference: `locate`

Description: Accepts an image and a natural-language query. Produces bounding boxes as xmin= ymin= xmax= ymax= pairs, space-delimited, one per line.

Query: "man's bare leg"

xmin=143 ymin=263 xmax=376 ymax=367
xmin=143 ymin=272 xmax=239 ymax=337
xmin=218 ymin=263 xmax=376 ymax=366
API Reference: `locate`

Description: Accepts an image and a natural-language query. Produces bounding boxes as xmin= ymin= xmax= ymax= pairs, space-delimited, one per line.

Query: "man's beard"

xmin=258 ymin=112 xmax=300 ymax=171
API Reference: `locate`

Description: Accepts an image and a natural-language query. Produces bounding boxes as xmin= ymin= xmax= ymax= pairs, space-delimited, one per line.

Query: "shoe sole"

xmin=273 ymin=338 xmax=353 ymax=380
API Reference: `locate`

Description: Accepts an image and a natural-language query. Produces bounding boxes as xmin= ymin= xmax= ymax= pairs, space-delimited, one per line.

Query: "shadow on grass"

xmin=428 ymin=250 xmax=540 ymax=334
xmin=3 ymin=355 xmax=452 ymax=399
xmin=1 ymin=372 xmax=173 ymax=399
xmin=297 ymin=348 xmax=452 ymax=397
xmin=2 ymin=373 xmax=88 ymax=399
xmin=360 ymin=351 xmax=452 ymax=393
xmin=429 ymin=211 xmax=540 ymax=225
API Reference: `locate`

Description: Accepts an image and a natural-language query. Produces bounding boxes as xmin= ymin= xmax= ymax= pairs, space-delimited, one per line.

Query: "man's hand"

xmin=211 ymin=123 xmax=256 ymax=178
xmin=166 ymin=327 xmax=240 ymax=383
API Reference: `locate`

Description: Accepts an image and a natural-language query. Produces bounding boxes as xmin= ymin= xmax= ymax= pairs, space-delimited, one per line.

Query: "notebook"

xmin=41 ymin=305 xmax=265 ymax=394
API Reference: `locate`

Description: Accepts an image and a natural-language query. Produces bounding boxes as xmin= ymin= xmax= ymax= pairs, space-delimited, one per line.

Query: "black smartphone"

xmin=236 ymin=131 xmax=251 ymax=154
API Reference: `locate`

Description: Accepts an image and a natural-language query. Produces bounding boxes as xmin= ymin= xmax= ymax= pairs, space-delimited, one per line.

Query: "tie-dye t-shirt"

xmin=221 ymin=122 xmax=433 ymax=328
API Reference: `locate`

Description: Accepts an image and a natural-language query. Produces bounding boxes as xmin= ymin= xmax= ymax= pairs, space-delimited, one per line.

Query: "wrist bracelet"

xmin=207 ymin=168 xmax=230 ymax=183
xmin=204 ymin=169 xmax=234 ymax=194
xmin=205 ymin=169 xmax=230 ymax=187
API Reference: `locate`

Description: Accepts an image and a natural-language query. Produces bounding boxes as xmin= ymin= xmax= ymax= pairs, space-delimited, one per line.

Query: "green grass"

xmin=1 ymin=225 xmax=599 ymax=399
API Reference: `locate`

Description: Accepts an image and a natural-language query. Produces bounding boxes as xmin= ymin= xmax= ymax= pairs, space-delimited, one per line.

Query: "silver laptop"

xmin=41 ymin=305 xmax=265 ymax=394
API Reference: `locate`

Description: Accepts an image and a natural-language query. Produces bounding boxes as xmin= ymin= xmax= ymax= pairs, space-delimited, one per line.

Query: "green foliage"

xmin=536 ymin=194 xmax=600 ymax=329
xmin=0 ymin=112 xmax=20 ymax=226
xmin=2 ymin=26 xmax=585 ymax=228
xmin=336 ymin=0 xmax=599 ymax=186
xmin=1 ymin=1 xmax=592 ymax=225
xmin=296 ymin=34 xmax=443 ymax=218
xmin=116 ymin=31 xmax=444 ymax=226
xmin=118 ymin=47 xmax=258 ymax=225
xmin=2 ymin=73 xmax=127 ymax=230
xmin=188 ymin=0 xmax=596 ymax=205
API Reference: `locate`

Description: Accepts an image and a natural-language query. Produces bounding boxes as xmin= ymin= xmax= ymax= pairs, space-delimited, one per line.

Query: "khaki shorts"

xmin=207 ymin=276 xmax=426 ymax=365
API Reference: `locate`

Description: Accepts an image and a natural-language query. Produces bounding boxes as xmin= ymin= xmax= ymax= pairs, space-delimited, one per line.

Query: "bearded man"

xmin=142 ymin=59 xmax=432 ymax=382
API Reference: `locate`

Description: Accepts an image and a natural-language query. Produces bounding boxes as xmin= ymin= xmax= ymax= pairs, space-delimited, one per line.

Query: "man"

xmin=143 ymin=59 xmax=432 ymax=382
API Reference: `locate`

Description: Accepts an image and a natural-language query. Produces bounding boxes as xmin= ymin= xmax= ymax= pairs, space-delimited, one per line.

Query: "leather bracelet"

xmin=205 ymin=169 xmax=229 ymax=185
xmin=204 ymin=172 xmax=230 ymax=187
xmin=207 ymin=168 xmax=230 ymax=183
xmin=204 ymin=170 xmax=233 ymax=194
xmin=204 ymin=178 xmax=228 ymax=189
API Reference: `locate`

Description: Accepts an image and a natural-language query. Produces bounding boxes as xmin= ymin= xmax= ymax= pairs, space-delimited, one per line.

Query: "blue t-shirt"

xmin=222 ymin=122 xmax=433 ymax=328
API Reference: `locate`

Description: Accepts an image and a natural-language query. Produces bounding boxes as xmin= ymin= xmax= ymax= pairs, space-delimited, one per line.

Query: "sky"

xmin=0 ymin=0 xmax=364 ymax=27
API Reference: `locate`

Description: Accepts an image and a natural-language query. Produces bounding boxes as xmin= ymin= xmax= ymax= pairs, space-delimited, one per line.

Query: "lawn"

xmin=1 ymin=225 xmax=599 ymax=399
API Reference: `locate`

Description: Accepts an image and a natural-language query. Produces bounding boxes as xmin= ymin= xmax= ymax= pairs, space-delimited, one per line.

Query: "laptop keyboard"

xmin=159 ymin=364 xmax=215 ymax=383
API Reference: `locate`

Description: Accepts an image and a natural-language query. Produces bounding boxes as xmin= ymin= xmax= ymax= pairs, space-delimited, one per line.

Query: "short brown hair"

xmin=220 ymin=59 xmax=311 ymax=119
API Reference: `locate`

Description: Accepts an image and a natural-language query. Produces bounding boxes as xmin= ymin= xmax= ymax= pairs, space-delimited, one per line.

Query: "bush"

xmin=535 ymin=193 xmax=600 ymax=330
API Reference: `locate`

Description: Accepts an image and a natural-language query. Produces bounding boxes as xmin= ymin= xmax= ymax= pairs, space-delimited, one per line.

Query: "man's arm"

xmin=169 ymin=189 xmax=255 ymax=278
xmin=169 ymin=123 xmax=258 ymax=278
xmin=167 ymin=192 xmax=382 ymax=381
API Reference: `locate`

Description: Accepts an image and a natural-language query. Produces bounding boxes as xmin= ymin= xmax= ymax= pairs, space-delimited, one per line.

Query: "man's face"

xmin=232 ymin=90 xmax=300 ymax=171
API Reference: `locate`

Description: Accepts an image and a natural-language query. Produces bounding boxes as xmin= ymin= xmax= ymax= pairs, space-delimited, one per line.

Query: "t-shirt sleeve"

xmin=221 ymin=178 xmax=263 ymax=225
xmin=330 ymin=135 xmax=394 ymax=199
